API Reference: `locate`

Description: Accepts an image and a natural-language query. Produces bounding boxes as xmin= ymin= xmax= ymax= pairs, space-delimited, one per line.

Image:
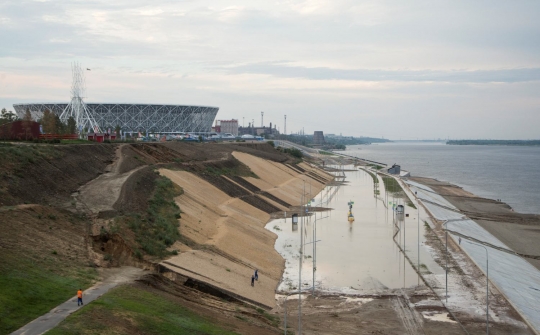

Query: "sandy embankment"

xmin=158 ymin=152 xmax=333 ymax=308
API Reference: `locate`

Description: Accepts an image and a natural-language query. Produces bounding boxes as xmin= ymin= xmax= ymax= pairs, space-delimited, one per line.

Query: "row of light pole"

xmin=286 ymin=167 xmax=337 ymax=334
xmin=414 ymin=194 xmax=491 ymax=335
xmin=442 ymin=217 xmax=490 ymax=334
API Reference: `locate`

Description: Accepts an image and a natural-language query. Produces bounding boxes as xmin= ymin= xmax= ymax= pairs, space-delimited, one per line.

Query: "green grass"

xmin=0 ymin=145 xmax=63 ymax=169
xmin=255 ymin=307 xmax=280 ymax=327
xmin=362 ymin=169 xmax=379 ymax=184
xmin=203 ymin=160 xmax=258 ymax=179
xmin=0 ymin=253 xmax=97 ymax=335
xmin=382 ymin=176 xmax=403 ymax=194
xmin=367 ymin=164 xmax=383 ymax=170
xmin=205 ymin=166 xmax=252 ymax=177
xmin=45 ymin=285 xmax=239 ymax=335
xmin=382 ymin=176 xmax=417 ymax=209
xmin=318 ymin=150 xmax=333 ymax=155
xmin=121 ymin=176 xmax=183 ymax=257
xmin=59 ymin=139 xmax=91 ymax=144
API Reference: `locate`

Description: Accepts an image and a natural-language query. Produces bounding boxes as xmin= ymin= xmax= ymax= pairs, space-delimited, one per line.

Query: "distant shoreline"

xmin=447 ymin=140 xmax=540 ymax=146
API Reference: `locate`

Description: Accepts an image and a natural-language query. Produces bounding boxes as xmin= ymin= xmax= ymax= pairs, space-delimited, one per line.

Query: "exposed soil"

xmin=135 ymin=273 xmax=282 ymax=335
xmin=277 ymin=290 xmax=530 ymax=335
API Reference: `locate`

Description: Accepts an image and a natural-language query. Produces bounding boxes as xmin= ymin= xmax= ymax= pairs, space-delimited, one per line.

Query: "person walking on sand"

xmin=254 ymin=269 xmax=258 ymax=281
xmin=251 ymin=275 xmax=255 ymax=287
xmin=77 ymin=289 xmax=83 ymax=306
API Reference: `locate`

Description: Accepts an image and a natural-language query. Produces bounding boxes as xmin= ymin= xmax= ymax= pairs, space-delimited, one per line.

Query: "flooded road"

xmin=268 ymin=166 xmax=442 ymax=294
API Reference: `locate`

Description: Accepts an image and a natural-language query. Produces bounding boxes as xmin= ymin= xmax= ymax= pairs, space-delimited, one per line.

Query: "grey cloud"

xmin=226 ymin=62 xmax=540 ymax=83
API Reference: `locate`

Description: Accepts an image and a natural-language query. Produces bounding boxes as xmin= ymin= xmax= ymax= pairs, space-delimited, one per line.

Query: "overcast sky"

xmin=1 ymin=0 xmax=539 ymax=139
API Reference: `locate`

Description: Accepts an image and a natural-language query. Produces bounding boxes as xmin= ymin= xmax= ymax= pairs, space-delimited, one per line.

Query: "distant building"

xmin=214 ymin=119 xmax=238 ymax=136
xmin=388 ymin=164 xmax=401 ymax=175
xmin=313 ymin=131 xmax=325 ymax=145
xmin=238 ymin=122 xmax=279 ymax=137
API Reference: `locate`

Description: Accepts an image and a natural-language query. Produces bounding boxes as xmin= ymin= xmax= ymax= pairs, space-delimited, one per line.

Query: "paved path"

xmin=405 ymin=180 xmax=540 ymax=335
xmin=11 ymin=267 xmax=146 ymax=335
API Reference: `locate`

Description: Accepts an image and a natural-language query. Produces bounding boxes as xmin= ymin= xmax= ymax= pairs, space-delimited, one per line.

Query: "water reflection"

xmin=270 ymin=166 xmax=425 ymax=294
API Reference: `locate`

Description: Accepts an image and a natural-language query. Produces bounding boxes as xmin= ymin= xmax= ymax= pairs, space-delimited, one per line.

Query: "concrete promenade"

xmin=405 ymin=180 xmax=540 ymax=334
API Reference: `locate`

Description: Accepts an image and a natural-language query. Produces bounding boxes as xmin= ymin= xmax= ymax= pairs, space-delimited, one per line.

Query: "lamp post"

xmin=442 ymin=218 xmax=467 ymax=302
xmin=283 ymin=285 xmax=319 ymax=335
xmin=465 ymin=240 xmax=490 ymax=334
xmin=417 ymin=197 xmax=420 ymax=285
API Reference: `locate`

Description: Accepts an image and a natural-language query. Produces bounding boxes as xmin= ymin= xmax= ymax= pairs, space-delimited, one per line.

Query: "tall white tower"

xmin=59 ymin=63 xmax=101 ymax=133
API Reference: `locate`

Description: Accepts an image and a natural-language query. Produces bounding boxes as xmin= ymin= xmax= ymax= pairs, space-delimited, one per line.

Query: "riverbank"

xmin=410 ymin=176 xmax=540 ymax=271
xmin=403 ymin=176 xmax=540 ymax=334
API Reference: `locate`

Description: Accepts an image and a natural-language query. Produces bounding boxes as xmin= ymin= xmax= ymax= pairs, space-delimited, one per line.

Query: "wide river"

xmin=341 ymin=142 xmax=540 ymax=214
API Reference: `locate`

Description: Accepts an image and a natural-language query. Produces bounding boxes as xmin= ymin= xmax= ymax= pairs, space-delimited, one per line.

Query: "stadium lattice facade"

xmin=13 ymin=103 xmax=219 ymax=133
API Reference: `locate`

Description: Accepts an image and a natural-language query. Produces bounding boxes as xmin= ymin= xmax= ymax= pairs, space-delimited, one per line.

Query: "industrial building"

xmin=238 ymin=122 xmax=279 ymax=137
xmin=213 ymin=119 xmax=239 ymax=136
xmin=313 ymin=131 xmax=326 ymax=145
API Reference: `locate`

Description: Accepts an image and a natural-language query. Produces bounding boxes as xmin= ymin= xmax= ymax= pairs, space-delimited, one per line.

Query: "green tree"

xmin=22 ymin=109 xmax=34 ymax=140
xmin=0 ymin=108 xmax=16 ymax=125
xmin=67 ymin=116 xmax=77 ymax=134
xmin=54 ymin=115 xmax=65 ymax=134
xmin=23 ymin=109 xmax=32 ymax=122
xmin=41 ymin=110 xmax=55 ymax=133
xmin=115 ymin=125 xmax=121 ymax=137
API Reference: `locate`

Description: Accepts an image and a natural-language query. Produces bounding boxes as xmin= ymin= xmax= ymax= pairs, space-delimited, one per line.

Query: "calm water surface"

xmin=269 ymin=167 xmax=441 ymax=293
xmin=343 ymin=142 xmax=540 ymax=214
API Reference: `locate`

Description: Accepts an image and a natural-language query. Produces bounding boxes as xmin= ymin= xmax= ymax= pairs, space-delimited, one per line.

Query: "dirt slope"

xmin=0 ymin=144 xmax=115 ymax=207
xmin=158 ymin=152 xmax=334 ymax=309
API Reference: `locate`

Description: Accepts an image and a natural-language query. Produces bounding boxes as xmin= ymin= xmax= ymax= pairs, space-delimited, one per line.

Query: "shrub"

xmin=126 ymin=176 xmax=182 ymax=257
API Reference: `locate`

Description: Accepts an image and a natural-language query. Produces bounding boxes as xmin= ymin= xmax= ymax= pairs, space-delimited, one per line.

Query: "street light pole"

xmin=443 ymin=218 xmax=467 ymax=302
xmin=298 ymin=180 xmax=306 ymax=335
xmin=418 ymin=205 xmax=420 ymax=286
xmin=465 ymin=240 xmax=490 ymax=334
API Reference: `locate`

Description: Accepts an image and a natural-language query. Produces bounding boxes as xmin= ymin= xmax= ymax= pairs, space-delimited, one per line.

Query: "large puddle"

xmin=267 ymin=166 xmax=441 ymax=294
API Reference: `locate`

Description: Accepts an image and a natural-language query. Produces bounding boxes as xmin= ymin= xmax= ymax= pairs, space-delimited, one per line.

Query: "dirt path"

xmin=75 ymin=145 xmax=145 ymax=215
xmin=10 ymin=267 xmax=146 ymax=335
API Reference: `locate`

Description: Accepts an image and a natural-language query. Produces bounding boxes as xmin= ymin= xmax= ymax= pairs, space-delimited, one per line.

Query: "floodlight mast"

xmin=60 ymin=62 xmax=101 ymax=134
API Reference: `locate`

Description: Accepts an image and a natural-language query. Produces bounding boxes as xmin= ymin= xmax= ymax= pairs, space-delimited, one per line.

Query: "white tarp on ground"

xmin=405 ymin=181 xmax=464 ymax=221
xmin=459 ymin=233 xmax=540 ymax=331
xmin=407 ymin=180 xmax=540 ymax=333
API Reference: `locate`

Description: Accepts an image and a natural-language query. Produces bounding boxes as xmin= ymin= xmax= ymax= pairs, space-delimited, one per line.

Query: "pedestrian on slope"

xmin=77 ymin=289 xmax=83 ymax=306
xmin=255 ymin=269 xmax=259 ymax=281
xmin=251 ymin=275 xmax=255 ymax=287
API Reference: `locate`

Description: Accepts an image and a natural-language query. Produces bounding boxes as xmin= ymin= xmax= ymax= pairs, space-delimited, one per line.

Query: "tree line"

xmin=0 ymin=108 xmax=77 ymax=134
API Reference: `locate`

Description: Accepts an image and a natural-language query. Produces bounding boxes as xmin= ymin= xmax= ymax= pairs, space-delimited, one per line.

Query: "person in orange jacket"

xmin=77 ymin=289 xmax=83 ymax=306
